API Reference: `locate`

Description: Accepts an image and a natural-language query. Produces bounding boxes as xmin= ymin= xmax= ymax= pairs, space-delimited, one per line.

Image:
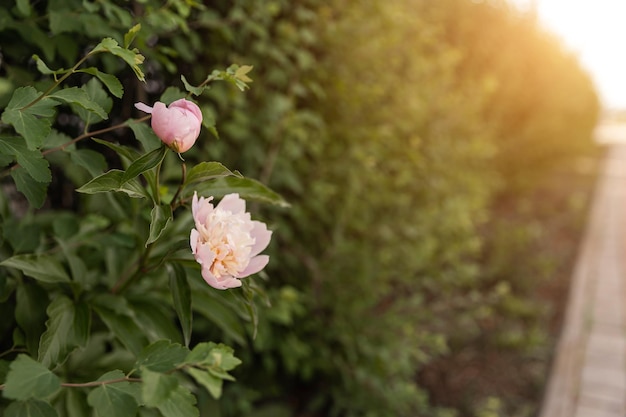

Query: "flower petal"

xmin=250 ymin=221 xmax=272 ymax=256
xmin=217 ymin=193 xmax=246 ymax=214
xmin=134 ymin=102 xmax=153 ymax=113
xmin=239 ymin=255 xmax=269 ymax=278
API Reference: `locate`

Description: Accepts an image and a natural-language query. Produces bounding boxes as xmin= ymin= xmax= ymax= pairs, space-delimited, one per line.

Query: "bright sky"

xmin=510 ymin=0 xmax=626 ymax=110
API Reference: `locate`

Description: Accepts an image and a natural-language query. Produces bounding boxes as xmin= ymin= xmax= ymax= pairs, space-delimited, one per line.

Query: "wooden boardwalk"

xmin=539 ymin=143 xmax=626 ymax=417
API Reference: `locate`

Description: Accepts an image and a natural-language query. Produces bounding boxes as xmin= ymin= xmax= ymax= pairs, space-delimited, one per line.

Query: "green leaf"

xmin=70 ymin=78 xmax=113 ymax=125
xmin=91 ymin=38 xmax=145 ymax=81
xmin=38 ymin=296 xmax=90 ymax=368
xmin=16 ymin=0 xmax=31 ymax=17
xmin=146 ymin=204 xmax=172 ymax=247
xmin=168 ymin=263 xmax=192 ymax=347
xmin=1 ymin=87 xmax=58 ymax=149
xmin=127 ymin=119 xmax=161 ymax=152
xmin=76 ymin=169 xmax=150 ymax=199
xmin=159 ymin=87 xmax=186 ymax=105
xmin=189 ymin=176 xmax=289 ymax=207
xmin=32 ymin=54 xmax=66 ymax=76
xmin=92 ymin=296 xmax=147 ymax=356
xmin=91 ymin=138 xmax=140 ymax=163
xmin=87 ymin=370 xmax=139 ymax=417
xmin=126 ymin=297 xmax=181 ymax=343
xmin=135 ymin=340 xmax=188 ymax=373
xmin=153 ymin=384 xmax=198 ymax=417
xmin=3 ymin=354 xmax=61 ymax=400
xmin=140 ymin=367 xmax=179 ymax=408
xmin=78 ymin=68 xmax=124 ymax=98
xmin=183 ymin=161 xmax=240 ymax=187
xmin=69 ymin=148 xmax=107 ymax=176
xmin=1 ymin=254 xmax=70 ymax=283
xmin=0 ymin=136 xmax=51 ymax=182
xmin=185 ymin=367 xmax=223 ymax=399
xmin=48 ymin=87 xmax=108 ymax=120
xmin=181 ymin=75 xmax=206 ymax=96
xmin=5 ymin=399 xmax=59 ymax=417
xmin=11 ymin=167 xmax=48 ymax=208
xmin=124 ymin=23 xmax=141 ymax=48
xmin=121 ymin=145 xmax=167 ymax=185
xmin=185 ymin=342 xmax=242 ymax=372
xmin=15 ymin=283 xmax=48 ymax=356
xmin=192 ymin=292 xmax=247 ymax=345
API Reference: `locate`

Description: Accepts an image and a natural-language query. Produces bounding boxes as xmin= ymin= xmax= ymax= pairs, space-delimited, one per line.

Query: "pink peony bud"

xmin=135 ymin=99 xmax=203 ymax=153
xmin=190 ymin=192 xmax=272 ymax=290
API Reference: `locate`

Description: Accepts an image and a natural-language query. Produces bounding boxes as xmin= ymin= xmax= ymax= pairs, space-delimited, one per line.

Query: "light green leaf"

xmin=124 ymin=23 xmax=141 ymax=48
xmin=90 ymin=38 xmax=145 ymax=81
xmin=185 ymin=342 xmax=242 ymax=372
xmin=78 ymin=68 xmax=124 ymax=98
xmin=16 ymin=0 xmax=31 ymax=17
xmin=87 ymin=370 xmax=139 ymax=417
xmin=32 ymin=54 xmax=66 ymax=76
xmin=135 ymin=340 xmax=188 ymax=373
xmin=5 ymin=399 xmax=59 ymax=417
xmin=189 ymin=176 xmax=289 ymax=207
xmin=140 ymin=367 xmax=179 ymax=408
xmin=11 ymin=167 xmax=48 ymax=208
xmin=0 ymin=136 xmax=51 ymax=182
xmin=121 ymin=145 xmax=167 ymax=185
xmin=181 ymin=75 xmax=206 ymax=96
xmin=159 ymin=87 xmax=186 ymax=105
xmin=146 ymin=204 xmax=172 ymax=247
xmin=168 ymin=263 xmax=192 ymax=347
xmin=71 ymin=78 xmax=113 ymax=125
xmin=38 ymin=296 xmax=90 ymax=368
xmin=1 ymin=254 xmax=70 ymax=283
xmin=3 ymin=354 xmax=61 ymax=400
xmin=1 ymin=87 xmax=58 ymax=149
xmin=183 ymin=161 xmax=240 ymax=187
xmin=154 ymin=384 xmax=198 ymax=417
xmin=127 ymin=119 xmax=161 ymax=152
xmin=185 ymin=367 xmax=223 ymax=399
xmin=48 ymin=87 xmax=107 ymax=120
xmin=76 ymin=169 xmax=149 ymax=199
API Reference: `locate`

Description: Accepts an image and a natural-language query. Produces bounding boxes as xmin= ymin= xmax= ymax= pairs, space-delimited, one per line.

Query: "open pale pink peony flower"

xmin=190 ymin=192 xmax=272 ymax=290
xmin=135 ymin=99 xmax=203 ymax=153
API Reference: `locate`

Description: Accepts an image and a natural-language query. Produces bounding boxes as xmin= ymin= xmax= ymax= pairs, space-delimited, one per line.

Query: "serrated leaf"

xmin=87 ymin=370 xmax=139 ymax=417
xmin=32 ymin=54 xmax=66 ymax=76
xmin=3 ymin=354 xmax=60 ymax=400
xmin=140 ymin=367 xmax=179 ymax=407
xmin=124 ymin=23 xmax=141 ymax=48
xmin=0 ymin=136 xmax=51 ymax=182
xmin=11 ymin=167 xmax=48 ymax=208
xmin=121 ymin=145 xmax=167 ymax=185
xmin=135 ymin=340 xmax=189 ymax=373
xmin=159 ymin=87 xmax=186 ymax=104
xmin=1 ymin=87 xmax=58 ymax=149
xmin=48 ymin=87 xmax=108 ymax=120
xmin=76 ymin=169 xmax=149 ymax=199
xmin=146 ymin=204 xmax=172 ymax=247
xmin=38 ymin=296 xmax=90 ymax=368
xmin=78 ymin=68 xmax=124 ymax=98
xmin=1 ymin=254 xmax=70 ymax=283
xmin=185 ymin=366 xmax=223 ymax=399
xmin=181 ymin=75 xmax=205 ymax=96
xmin=5 ymin=399 xmax=59 ymax=417
xmin=154 ymin=384 xmax=199 ymax=417
xmin=91 ymin=38 xmax=145 ymax=81
xmin=183 ymin=161 xmax=239 ymax=187
xmin=189 ymin=176 xmax=289 ymax=207
xmin=71 ymin=78 xmax=113 ymax=125
xmin=185 ymin=342 xmax=242 ymax=372
xmin=234 ymin=65 xmax=254 ymax=83
xmin=168 ymin=263 xmax=192 ymax=347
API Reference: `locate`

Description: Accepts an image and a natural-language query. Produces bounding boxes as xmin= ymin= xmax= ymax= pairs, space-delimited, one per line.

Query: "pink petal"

xmin=238 ymin=255 xmax=269 ymax=278
xmin=194 ymin=242 xmax=216 ymax=267
xmin=217 ymin=193 xmax=246 ymax=214
xmin=134 ymin=102 xmax=153 ymax=113
xmin=170 ymin=99 xmax=203 ymax=123
xmin=201 ymin=268 xmax=241 ymax=290
xmin=190 ymin=228 xmax=199 ymax=254
xmin=249 ymin=221 xmax=272 ymax=256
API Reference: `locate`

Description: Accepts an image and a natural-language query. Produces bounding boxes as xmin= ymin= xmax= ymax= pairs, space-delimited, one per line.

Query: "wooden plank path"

xmin=539 ymin=143 xmax=626 ymax=417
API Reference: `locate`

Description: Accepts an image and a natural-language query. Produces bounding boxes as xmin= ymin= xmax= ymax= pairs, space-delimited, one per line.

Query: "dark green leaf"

xmin=3 ymin=354 xmax=61 ymax=400
xmin=1 ymin=87 xmax=58 ymax=149
xmin=121 ymin=145 xmax=167 ymax=185
xmin=78 ymin=68 xmax=124 ymax=98
xmin=185 ymin=342 xmax=241 ymax=372
xmin=38 ymin=296 xmax=90 ymax=368
xmin=5 ymin=399 xmax=59 ymax=417
xmin=183 ymin=161 xmax=240 ymax=187
xmin=87 ymin=370 xmax=139 ymax=417
xmin=159 ymin=87 xmax=186 ymax=104
xmin=11 ymin=167 xmax=48 ymax=208
xmin=92 ymin=296 xmax=147 ymax=356
xmin=90 ymin=38 xmax=145 ymax=81
xmin=70 ymin=78 xmax=113 ymax=124
xmin=168 ymin=263 xmax=192 ymax=347
xmin=76 ymin=169 xmax=149 ymax=199
xmin=48 ymin=87 xmax=107 ymax=120
xmin=91 ymin=138 xmax=140 ymax=163
xmin=154 ymin=384 xmax=198 ymax=417
xmin=189 ymin=176 xmax=289 ymax=207
xmin=69 ymin=148 xmax=107 ymax=176
xmin=0 ymin=136 xmax=51 ymax=182
xmin=146 ymin=204 xmax=172 ymax=247
xmin=32 ymin=54 xmax=66 ymax=76
xmin=192 ymin=292 xmax=247 ymax=345
xmin=140 ymin=367 xmax=179 ymax=407
xmin=1 ymin=254 xmax=70 ymax=283
xmin=126 ymin=297 xmax=181 ymax=343
xmin=127 ymin=119 xmax=161 ymax=152
xmin=135 ymin=340 xmax=188 ymax=373
xmin=15 ymin=283 xmax=48 ymax=356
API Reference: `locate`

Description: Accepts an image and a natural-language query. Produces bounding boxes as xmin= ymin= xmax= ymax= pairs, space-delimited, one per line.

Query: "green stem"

xmin=111 ymin=242 xmax=155 ymax=294
xmin=170 ymin=162 xmax=187 ymax=210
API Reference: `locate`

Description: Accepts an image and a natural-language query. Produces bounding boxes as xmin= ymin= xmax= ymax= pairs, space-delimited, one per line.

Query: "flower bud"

xmin=135 ymin=99 xmax=203 ymax=153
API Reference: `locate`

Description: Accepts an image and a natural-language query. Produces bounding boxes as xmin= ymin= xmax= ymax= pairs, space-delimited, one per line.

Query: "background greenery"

xmin=0 ymin=0 xmax=600 ymax=416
